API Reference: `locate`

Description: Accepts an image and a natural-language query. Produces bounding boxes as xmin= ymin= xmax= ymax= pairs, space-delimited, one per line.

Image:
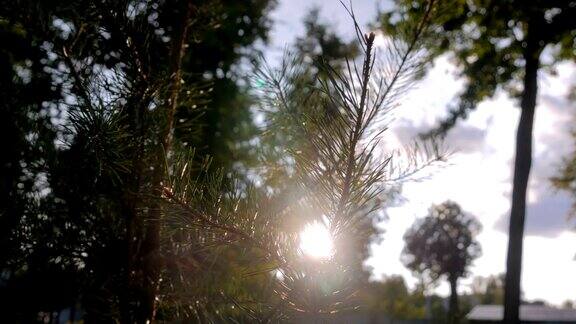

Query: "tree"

xmin=174 ymin=0 xmax=275 ymax=173
xmin=161 ymin=1 xmax=442 ymax=320
xmin=362 ymin=275 xmax=426 ymax=319
xmin=402 ymin=201 xmax=481 ymax=323
xmin=471 ymin=274 xmax=505 ymax=305
xmin=0 ymin=0 xmax=441 ymax=321
xmin=379 ymin=1 xmax=576 ymax=322
xmin=295 ymin=8 xmax=376 ymax=284
xmin=157 ymin=9 xmax=366 ymax=321
xmin=295 ymin=8 xmax=359 ymax=79
xmin=0 ymin=0 xmax=275 ymax=321
xmin=0 ymin=10 xmax=60 ymax=281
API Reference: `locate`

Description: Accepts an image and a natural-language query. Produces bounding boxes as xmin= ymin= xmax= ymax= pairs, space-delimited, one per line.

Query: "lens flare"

xmin=299 ymin=220 xmax=334 ymax=259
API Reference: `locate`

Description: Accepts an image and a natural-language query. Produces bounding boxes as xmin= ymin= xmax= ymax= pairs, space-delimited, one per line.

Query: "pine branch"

xmin=336 ymin=32 xmax=376 ymax=223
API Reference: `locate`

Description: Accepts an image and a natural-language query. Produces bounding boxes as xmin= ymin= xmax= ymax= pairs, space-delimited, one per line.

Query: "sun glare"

xmin=299 ymin=220 xmax=334 ymax=259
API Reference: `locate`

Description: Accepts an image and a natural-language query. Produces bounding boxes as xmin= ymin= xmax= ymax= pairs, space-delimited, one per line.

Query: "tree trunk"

xmin=503 ymin=17 xmax=541 ymax=324
xmin=448 ymin=275 xmax=459 ymax=324
xmin=134 ymin=1 xmax=193 ymax=322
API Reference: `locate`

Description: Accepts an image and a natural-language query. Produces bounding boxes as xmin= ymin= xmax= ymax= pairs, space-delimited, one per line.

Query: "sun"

xmin=299 ymin=220 xmax=334 ymax=259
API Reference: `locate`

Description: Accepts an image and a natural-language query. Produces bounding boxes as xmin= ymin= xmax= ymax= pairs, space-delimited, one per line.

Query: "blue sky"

xmin=264 ymin=0 xmax=576 ymax=306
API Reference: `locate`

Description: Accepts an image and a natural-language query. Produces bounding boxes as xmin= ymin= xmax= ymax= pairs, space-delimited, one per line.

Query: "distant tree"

xmin=362 ymin=275 xmax=426 ymax=319
xmin=379 ymin=2 xmax=576 ymax=322
xmin=471 ymin=274 xmax=505 ymax=305
xmin=175 ymin=0 xmax=275 ymax=173
xmin=295 ymin=8 xmax=359 ymax=79
xmin=402 ymin=201 xmax=481 ymax=323
xmin=427 ymin=294 xmax=450 ymax=324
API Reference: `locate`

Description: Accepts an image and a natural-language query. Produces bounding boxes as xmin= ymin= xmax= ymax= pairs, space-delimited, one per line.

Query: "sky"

xmin=265 ymin=0 xmax=576 ymax=306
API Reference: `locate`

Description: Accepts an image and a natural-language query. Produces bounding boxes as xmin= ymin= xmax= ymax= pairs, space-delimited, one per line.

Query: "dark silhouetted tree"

xmin=402 ymin=201 xmax=481 ymax=323
xmin=0 ymin=0 xmax=275 ymax=321
xmin=0 ymin=0 xmax=442 ymax=322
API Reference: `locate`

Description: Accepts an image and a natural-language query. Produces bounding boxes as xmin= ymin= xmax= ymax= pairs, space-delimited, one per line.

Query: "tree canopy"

xmin=378 ymin=0 xmax=576 ymax=136
xmin=403 ymin=201 xmax=481 ymax=322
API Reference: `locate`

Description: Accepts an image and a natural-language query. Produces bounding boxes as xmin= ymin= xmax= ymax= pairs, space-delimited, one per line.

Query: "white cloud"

xmin=522 ymin=233 xmax=576 ymax=305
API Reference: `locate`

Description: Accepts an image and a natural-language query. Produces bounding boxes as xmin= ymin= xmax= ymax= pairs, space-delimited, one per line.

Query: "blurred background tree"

xmin=402 ymin=201 xmax=481 ymax=323
xmin=471 ymin=274 xmax=505 ymax=305
xmin=361 ymin=275 xmax=426 ymax=319
xmin=173 ymin=0 xmax=274 ymax=174
xmin=378 ymin=1 xmax=576 ymax=322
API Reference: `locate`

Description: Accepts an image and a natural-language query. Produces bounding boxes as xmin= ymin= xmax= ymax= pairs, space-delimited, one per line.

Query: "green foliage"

xmin=381 ymin=2 xmax=576 ymax=322
xmin=0 ymin=24 xmax=56 ymax=262
xmin=0 ymin=0 xmax=444 ymax=322
xmin=295 ymin=8 xmax=359 ymax=79
xmin=378 ymin=0 xmax=576 ymax=136
xmin=162 ymin=2 xmax=444 ymax=320
xmin=402 ymin=201 xmax=481 ymax=283
xmin=471 ymin=274 xmax=505 ymax=305
xmin=362 ymin=275 xmax=427 ymax=319
xmin=175 ymin=0 xmax=276 ymax=173
xmin=0 ymin=0 xmax=275 ymax=321
xmin=403 ymin=201 xmax=481 ymax=323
